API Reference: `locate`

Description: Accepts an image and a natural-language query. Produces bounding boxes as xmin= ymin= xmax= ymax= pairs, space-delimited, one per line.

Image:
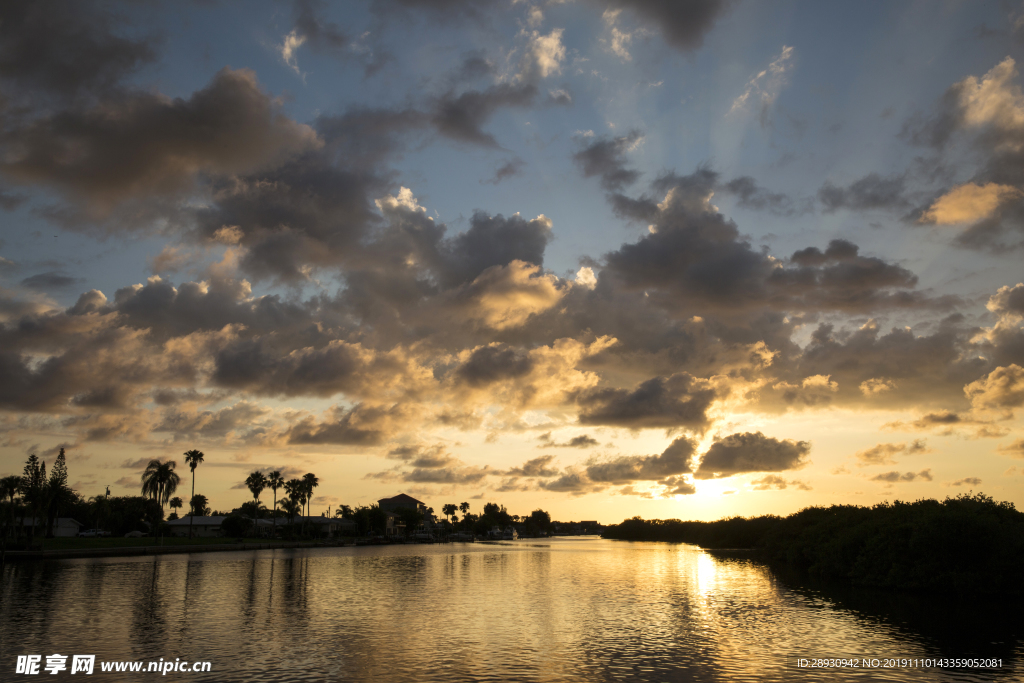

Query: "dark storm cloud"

xmin=19 ymin=272 xmax=81 ymax=290
xmin=572 ymin=131 xmax=643 ymax=191
xmin=1 ymin=68 xmax=320 ymax=213
xmin=0 ymin=0 xmax=157 ymax=100
xmin=455 ymin=344 xmax=534 ymax=387
xmin=818 ymin=173 xmax=909 ymax=212
xmin=575 ymin=373 xmax=716 ymax=430
xmin=585 ymin=437 xmax=695 ymax=484
xmin=430 ymin=82 xmax=537 ymax=147
xmin=600 ymin=0 xmax=732 ymax=52
xmin=694 ymin=431 xmax=809 ymax=479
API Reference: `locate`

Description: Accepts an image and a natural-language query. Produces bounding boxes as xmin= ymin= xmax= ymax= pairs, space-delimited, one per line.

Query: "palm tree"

xmin=442 ymin=503 xmax=456 ymax=525
xmin=189 ymin=494 xmax=210 ymax=516
xmin=459 ymin=501 xmax=469 ymax=530
xmin=183 ymin=449 xmax=205 ymax=538
xmin=284 ymin=479 xmax=304 ymax=536
xmin=169 ymin=496 xmax=183 ymax=520
xmin=1 ymin=476 xmax=20 ymax=540
xmin=266 ymin=471 xmax=283 ymax=537
xmin=302 ymin=473 xmax=318 ymax=536
xmin=245 ymin=471 xmax=267 ymax=539
xmin=140 ymin=460 xmax=181 ymax=510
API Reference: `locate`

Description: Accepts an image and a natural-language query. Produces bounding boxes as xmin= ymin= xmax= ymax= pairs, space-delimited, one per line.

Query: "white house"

xmin=19 ymin=518 xmax=83 ymax=537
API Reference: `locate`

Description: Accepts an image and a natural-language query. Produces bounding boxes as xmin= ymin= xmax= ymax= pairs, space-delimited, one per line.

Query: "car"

xmin=77 ymin=529 xmax=109 ymax=538
xmin=124 ymin=530 xmax=145 ymax=538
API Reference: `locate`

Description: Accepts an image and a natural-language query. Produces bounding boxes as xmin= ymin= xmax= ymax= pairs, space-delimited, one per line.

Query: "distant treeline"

xmin=602 ymin=493 xmax=1024 ymax=596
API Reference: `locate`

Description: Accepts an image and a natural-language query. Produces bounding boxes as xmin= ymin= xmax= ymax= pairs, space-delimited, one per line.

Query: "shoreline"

xmin=2 ymin=540 xmax=343 ymax=562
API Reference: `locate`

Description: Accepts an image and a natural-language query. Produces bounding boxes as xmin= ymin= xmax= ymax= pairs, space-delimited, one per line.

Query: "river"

xmin=1 ymin=537 xmax=1019 ymax=681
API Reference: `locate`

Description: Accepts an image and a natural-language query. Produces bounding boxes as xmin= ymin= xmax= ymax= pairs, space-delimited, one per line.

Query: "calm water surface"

xmin=1 ymin=538 xmax=1019 ymax=682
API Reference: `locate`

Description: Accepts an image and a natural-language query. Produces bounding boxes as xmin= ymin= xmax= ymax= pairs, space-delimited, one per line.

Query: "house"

xmin=378 ymin=493 xmax=437 ymax=533
xmin=377 ymin=493 xmax=428 ymax=515
xmin=19 ymin=518 xmax=83 ymax=537
xmin=334 ymin=517 xmax=358 ymax=535
xmin=166 ymin=515 xmax=227 ymax=537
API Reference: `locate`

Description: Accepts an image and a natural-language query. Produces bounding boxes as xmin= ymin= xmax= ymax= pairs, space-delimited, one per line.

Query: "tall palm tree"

xmin=1 ymin=475 xmax=20 ymax=540
xmin=459 ymin=501 xmax=469 ymax=530
xmin=140 ymin=460 xmax=181 ymax=509
xmin=169 ymin=496 xmax=183 ymax=519
xmin=442 ymin=503 xmax=457 ymax=525
xmin=266 ymin=471 xmax=283 ymax=537
xmin=245 ymin=471 xmax=267 ymax=538
xmin=183 ymin=449 xmax=205 ymax=538
xmin=302 ymin=472 xmax=319 ymax=535
xmin=284 ymin=483 xmax=303 ymax=536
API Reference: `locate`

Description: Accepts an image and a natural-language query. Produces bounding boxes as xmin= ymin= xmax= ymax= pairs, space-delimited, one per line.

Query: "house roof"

xmin=20 ymin=517 xmax=83 ymax=527
xmin=378 ymin=493 xmax=424 ymax=506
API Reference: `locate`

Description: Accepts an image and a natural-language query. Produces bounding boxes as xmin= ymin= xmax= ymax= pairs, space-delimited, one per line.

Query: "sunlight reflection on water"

xmin=1 ymin=538 xmax=1019 ymax=682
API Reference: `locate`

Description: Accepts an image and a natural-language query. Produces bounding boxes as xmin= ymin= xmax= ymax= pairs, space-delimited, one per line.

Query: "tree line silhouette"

xmin=602 ymin=493 xmax=1024 ymax=595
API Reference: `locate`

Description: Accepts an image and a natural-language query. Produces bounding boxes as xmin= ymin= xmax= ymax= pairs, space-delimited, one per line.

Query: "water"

xmin=1 ymin=538 xmax=1020 ymax=681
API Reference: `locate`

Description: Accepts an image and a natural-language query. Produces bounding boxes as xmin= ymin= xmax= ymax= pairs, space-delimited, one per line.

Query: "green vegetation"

xmin=602 ymin=493 xmax=1024 ymax=596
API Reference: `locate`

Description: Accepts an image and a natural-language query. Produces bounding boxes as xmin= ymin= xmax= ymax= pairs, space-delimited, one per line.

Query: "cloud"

xmin=600 ymin=0 xmax=732 ymax=53
xmin=964 ymin=364 xmax=1024 ymax=410
xmin=919 ymin=182 xmax=1023 ymax=225
xmin=729 ymin=45 xmax=794 ymax=128
xmin=455 ymin=344 xmax=534 ymax=387
xmin=482 ymin=158 xmax=526 ymax=185
xmin=1 ymin=68 xmax=322 ymax=215
xmin=694 ymin=431 xmax=809 ymax=479
xmin=870 ymin=469 xmax=933 ymax=483
xmin=430 ymin=82 xmax=537 ymax=147
xmin=538 ymin=468 xmax=605 ymax=496
xmin=572 ymin=131 xmax=644 ymax=192
xmin=20 ymin=272 xmax=82 ymax=290
xmin=722 ymin=176 xmax=809 ymax=216
xmin=519 ymin=29 xmax=565 ymax=80
xmin=818 ymin=174 xmax=908 ymax=212
xmin=860 ymin=378 xmax=897 ymax=396
xmin=0 ymin=0 xmax=157 ymax=99
xmin=749 ymin=474 xmax=811 ymax=491
xmin=988 ymin=283 xmax=1024 ymax=315
xmin=854 ymin=439 xmax=929 ymax=466
xmin=538 ymin=433 xmax=599 ymax=448
xmin=285 ymin=403 xmax=409 ymax=445
xmin=584 ymin=437 xmax=695 ymax=483
xmin=946 ymin=477 xmax=982 ymax=487
xmin=575 ymin=373 xmax=716 ymax=430
xmin=506 ymin=454 xmax=560 ymax=478
xmin=997 ymin=439 xmax=1024 ymax=457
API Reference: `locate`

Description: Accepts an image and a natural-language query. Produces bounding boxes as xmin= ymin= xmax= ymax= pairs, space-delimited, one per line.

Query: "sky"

xmin=2 ymin=0 xmax=1024 ymax=524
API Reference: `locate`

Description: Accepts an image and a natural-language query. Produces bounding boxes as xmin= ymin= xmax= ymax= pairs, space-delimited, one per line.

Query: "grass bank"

xmin=602 ymin=493 xmax=1024 ymax=596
